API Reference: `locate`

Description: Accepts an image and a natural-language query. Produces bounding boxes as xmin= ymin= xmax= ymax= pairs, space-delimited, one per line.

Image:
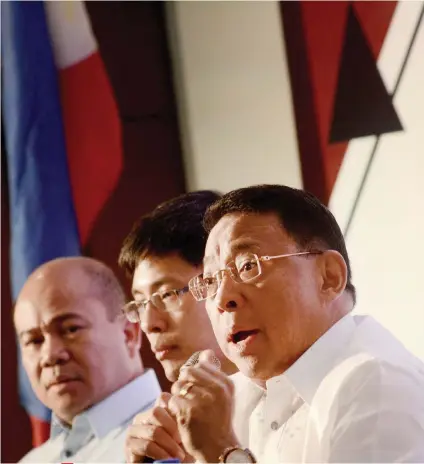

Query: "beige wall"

xmin=166 ymin=1 xmax=302 ymax=194
xmin=330 ymin=1 xmax=424 ymax=359
xmin=166 ymin=1 xmax=424 ymax=360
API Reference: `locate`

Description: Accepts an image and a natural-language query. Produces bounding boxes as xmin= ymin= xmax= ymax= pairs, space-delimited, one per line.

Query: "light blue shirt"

xmin=20 ymin=369 xmax=161 ymax=462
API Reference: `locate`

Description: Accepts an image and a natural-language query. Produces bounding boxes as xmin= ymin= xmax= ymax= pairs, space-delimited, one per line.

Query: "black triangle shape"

xmin=329 ymin=5 xmax=403 ymax=143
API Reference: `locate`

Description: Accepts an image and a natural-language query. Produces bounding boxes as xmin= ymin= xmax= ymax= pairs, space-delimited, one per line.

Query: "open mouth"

xmin=231 ymin=329 xmax=259 ymax=344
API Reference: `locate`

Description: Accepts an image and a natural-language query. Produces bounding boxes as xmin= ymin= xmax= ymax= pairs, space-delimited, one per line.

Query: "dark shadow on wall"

xmin=84 ymin=0 xmax=185 ymax=389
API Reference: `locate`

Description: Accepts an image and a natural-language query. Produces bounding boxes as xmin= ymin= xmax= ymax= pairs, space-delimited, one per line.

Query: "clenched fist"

xmin=125 ymin=392 xmax=192 ymax=463
xmin=168 ymin=350 xmax=240 ymax=463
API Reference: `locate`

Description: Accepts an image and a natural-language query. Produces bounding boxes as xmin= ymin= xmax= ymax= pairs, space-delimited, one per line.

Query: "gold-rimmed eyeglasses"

xmin=122 ymin=286 xmax=190 ymax=323
xmin=189 ymin=251 xmax=323 ymax=302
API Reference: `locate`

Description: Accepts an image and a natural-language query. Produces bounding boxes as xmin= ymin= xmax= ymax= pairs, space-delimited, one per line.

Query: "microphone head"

xmin=180 ymin=351 xmax=221 ymax=372
xmin=182 ymin=351 xmax=201 ymax=368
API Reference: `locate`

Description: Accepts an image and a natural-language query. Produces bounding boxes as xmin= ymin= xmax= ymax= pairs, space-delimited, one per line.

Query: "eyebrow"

xmin=231 ymin=241 xmax=261 ymax=254
xmin=132 ymin=278 xmax=180 ymax=298
xmin=18 ymin=313 xmax=86 ymax=339
xmin=203 ymin=240 xmax=261 ymax=268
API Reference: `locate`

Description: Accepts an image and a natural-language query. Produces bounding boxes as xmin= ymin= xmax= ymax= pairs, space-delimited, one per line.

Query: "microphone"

xmin=180 ymin=351 xmax=221 ymax=373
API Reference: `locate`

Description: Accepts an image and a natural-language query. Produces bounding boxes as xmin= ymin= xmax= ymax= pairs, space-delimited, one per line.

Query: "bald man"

xmin=14 ymin=257 xmax=161 ymax=463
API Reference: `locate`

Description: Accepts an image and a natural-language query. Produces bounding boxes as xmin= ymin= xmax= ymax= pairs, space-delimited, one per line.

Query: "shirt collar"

xmin=272 ymin=314 xmax=356 ymax=405
xmin=50 ymin=369 xmax=161 ymax=439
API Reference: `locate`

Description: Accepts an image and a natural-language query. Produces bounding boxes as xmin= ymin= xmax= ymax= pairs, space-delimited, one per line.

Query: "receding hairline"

xmin=15 ymin=257 xmax=126 ymax=320
xmin=203 ymin=211 xmax=295 ymax=267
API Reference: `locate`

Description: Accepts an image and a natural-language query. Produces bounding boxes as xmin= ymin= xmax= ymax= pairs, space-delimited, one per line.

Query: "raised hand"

xmin=125 ymin=392 xmax=189 ymax=463
xmin=168 ymin=350 xmax=240 ymax=463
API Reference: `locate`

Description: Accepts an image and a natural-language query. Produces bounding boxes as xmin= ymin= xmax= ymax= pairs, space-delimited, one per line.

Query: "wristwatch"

xmin=219 ymin=447 xmax=256 ymax=463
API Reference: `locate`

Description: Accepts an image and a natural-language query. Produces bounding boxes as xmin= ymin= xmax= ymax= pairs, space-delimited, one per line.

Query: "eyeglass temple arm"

xmin=260 ymin=251 xmax=321 ymax=262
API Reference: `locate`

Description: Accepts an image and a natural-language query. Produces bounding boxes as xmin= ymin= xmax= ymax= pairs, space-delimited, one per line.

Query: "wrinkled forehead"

xmin=15 ymin=292 xmax=72 ymax=333
xmin=204 ymin=212 xmax=292 ymax=268
xmin=14 ymin=271 xmax=97 ymax=328
xmin=132 ymin=254 xmax=201 ymax=295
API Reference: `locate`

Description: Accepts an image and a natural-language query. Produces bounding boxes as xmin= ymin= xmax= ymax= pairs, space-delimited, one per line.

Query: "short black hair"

xmin=119 ymin=190 xmax=222 ymax=276
xmin=204 ymin=184 xmax=356 ymax=304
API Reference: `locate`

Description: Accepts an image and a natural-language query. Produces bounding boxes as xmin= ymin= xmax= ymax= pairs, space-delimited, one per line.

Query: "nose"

xmin=214 ymin=271 xmax=244 ymax=313
xmin=140 ymin=301 xmax=168 ymax=334
xmin=40 ymin=334 xmax=70 ymax=368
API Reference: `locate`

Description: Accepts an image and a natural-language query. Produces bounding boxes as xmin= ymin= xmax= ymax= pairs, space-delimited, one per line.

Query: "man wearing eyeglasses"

xmin=167 ymin=184 xmax=424 ymax=463
xmin=119 ymin=191 xmax=237 ymax=463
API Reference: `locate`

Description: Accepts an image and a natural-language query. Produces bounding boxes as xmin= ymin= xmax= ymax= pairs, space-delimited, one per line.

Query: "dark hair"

xmin=119 ymin=190 xmax=222 ymax=276
xmin=204 ymin=184 xmax=356 ymax=304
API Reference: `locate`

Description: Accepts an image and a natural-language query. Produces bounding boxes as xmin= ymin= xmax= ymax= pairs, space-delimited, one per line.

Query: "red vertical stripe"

xmin=59 ymin=53 xmax=123 ymax=246
xmin=29 ymin=416 xmax=50 ymax=447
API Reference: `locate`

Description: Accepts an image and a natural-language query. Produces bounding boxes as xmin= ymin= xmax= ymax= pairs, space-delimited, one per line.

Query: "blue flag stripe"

xmin=2 ymin=1 xmax=81 ymax=422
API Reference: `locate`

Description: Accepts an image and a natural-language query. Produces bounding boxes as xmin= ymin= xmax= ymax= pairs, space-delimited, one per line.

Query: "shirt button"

xmin=271 ymin=421 xmax=279 ymax=430
xmin=64 ymin=450 xmax=72 ymax=458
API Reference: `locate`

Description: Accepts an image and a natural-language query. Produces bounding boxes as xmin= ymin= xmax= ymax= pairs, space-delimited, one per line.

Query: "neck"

xmin=220 ymin=355 xmax=238 ymax=375
xmin=250 ymin=307 xmax=351 ymax=390
xmin=62 ymin=363 xmax=145 ymax=427
xmin=128 ymin=361 xmax=145 ymax=383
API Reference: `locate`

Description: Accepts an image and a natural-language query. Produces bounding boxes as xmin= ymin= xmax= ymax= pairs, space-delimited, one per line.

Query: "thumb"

xmin=199 ymin=349 xmax=221 ymax=370
xmin=156 ymin=391 xmax=172 ymax=408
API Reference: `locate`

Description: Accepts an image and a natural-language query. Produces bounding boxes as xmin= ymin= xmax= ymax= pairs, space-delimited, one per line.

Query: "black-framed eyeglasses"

xmin=122 ymin=286 xmax=190 ymax=323
xmin=189 ymin=251 xmax=323 ymax=302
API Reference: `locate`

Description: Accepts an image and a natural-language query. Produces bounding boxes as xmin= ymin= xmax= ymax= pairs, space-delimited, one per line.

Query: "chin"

xmin=163 ymin=362 xmax=183 ymax=382
xmin=235 ymin=355 xmax=269 ymax=379
xmin=51 ymin=401 xmax=85 ymax=420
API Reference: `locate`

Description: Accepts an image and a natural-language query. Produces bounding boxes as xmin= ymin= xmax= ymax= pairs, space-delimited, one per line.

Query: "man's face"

xmin=204 ymin=212 xmax=326 ymax=381
xmin=132 ymin=254 xmax=222 ymax=381
xmin=14 ymin=270 xmax=134 ymax=423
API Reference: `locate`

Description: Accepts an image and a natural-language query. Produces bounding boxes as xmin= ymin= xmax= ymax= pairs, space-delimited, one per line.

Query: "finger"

xmin=177 ymin=365 xmax=230 ymax=395
xmin=127 ymin=420 xmax=179 ymax=446
xmin=178 ymin=362 xmax=227 ymax=384
xmin=171 ymin=379 xmax=185 ymax=397
xmin=156 ymin=391 xmax=172 ymax=408
xmin=126 ymin=435 xmax=172 ymax=462
xmin=198 ymin=349 xmax=220 ymax=369
xmin=171 ymin=379 xmax=200 ymax=399
xmin=126 ymin=425 xmax=186 ymax=461
xmin=168 ymin=394 xmax=188 ymax=421
xmin=196 ymin=359 xmax=234 ymax=391
xmin=148 ymin=405 xmax=182 ymax=443
xmin=132 ymin=406 xmax=182 ymax=443
xmin=133 ymin=409 xmax=151 ymax=425
xmin=126 ymin=452 xmax=141 ymax=463
xmin=125 ymin=445 xmax=141 ymax=464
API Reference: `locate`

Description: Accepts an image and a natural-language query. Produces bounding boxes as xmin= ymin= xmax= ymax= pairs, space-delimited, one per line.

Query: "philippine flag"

xmin=2 ymin=0 xmax=122 ymax=446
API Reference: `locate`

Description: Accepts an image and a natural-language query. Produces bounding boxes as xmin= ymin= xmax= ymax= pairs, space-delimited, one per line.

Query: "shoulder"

xmin=326 ymin=315 xmax=424 ymax=398
xmin=320 ymin=357 xmax=424 ymax=462
xmin=19 ymin=440 xmax=56 ymax=463
xmin=311 ymin=338 xmax=424 ymax=434
xmin=313 ymin=353 xmax=424 ymax=444
xmin=318 ymin=338 xmax=424 ymax=403
xmin=336 ymin=355 xmax=424 ymax=404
